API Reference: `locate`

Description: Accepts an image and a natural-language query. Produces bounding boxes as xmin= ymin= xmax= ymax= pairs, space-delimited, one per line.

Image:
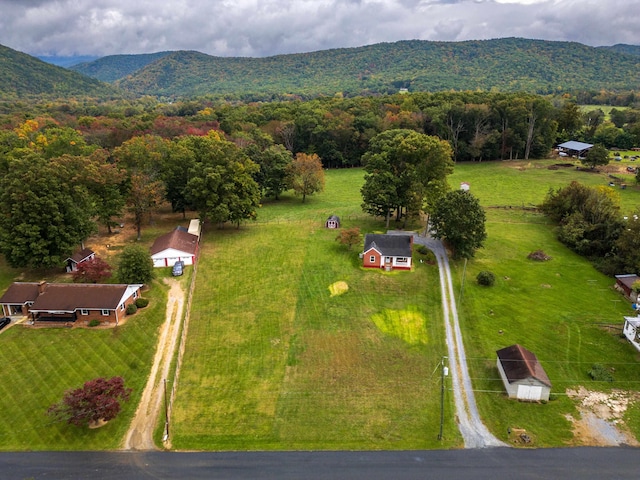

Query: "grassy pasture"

xmin=1 ymin=158 xmax=640 ymax=450
xmin=454 ymin=217 xmax=640 ymax=446
xmin=171 ymin=171 xmax=460 ymax=450
xmin=449 ymin=159 xmax=640 ymax=213
xmin=0 ymin=283 xmax=167 ymax=450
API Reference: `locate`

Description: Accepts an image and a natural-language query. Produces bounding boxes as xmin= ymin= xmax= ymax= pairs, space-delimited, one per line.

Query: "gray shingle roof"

xmin=363 ymin=234 xmax=412 ymax=257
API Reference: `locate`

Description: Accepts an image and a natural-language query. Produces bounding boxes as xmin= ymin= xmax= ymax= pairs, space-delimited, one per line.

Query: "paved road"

xmin=1 ymin=448 xmax=638 ymax=479
xmin=411 ymin=234 xmax=505 ymax=448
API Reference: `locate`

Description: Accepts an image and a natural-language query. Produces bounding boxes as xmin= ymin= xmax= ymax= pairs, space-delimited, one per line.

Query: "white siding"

xmin=151 ymin=248 xmax=195 ymax=267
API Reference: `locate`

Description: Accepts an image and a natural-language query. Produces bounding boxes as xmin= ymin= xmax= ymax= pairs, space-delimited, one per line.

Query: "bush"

xmin=588 ymin=363 xmax=614 ymax=382
xmin=88 ymin=319 xmax=100 ymax=327
xmin=126 ymin=303 xmax=138 ymax=315
xmin=476 ymin=270 xmax=496 ymax=286
xmin=528 ymin=250 xmax=552 ymax=261
xmin=416 ymin=245 xmax=430 ymax=255
xmin=135 ymin=297 xmax=149 ymax=308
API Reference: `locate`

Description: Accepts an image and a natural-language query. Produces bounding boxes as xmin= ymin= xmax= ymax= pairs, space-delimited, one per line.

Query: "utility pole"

xmin=163 ymin=378 xmax=170 ymax=442
xmin=459 ymin=258 xmax=468 ymax=301
xmin=438 ymin=356 xmax=449 ymax=441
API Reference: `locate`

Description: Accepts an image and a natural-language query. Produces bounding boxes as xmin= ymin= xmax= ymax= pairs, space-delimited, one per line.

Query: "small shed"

xmin=615 ymin=274 xmax=639 ymax=302
xmin=325 ymin=215 xmax=341 ymax=229
xmin=188 ymin=219 xmax=202 ymax=239
xmin=496 ymin=344 xmax=551 ymax=401
xmin=65 ymin=248 xmax=95 ymax=272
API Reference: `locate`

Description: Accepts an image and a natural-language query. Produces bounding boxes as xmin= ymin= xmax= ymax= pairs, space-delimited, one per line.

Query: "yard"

xmin=1 ymin=158 xmax=639 ymax=450
xmin=170 ymin=169 xmax=460 ymax=449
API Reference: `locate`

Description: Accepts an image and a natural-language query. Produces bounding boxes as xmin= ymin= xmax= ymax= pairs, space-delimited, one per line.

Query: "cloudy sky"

xmin=1 ymin=0 xmax=639 ymax=59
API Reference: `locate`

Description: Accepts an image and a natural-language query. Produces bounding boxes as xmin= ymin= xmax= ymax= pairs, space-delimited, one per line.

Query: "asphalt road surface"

xmin=1 ymin=448 xmax=638 ymax=479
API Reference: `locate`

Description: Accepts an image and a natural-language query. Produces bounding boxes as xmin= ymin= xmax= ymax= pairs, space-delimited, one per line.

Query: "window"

xmin=120 ymin=304 xmax=125 ymax=311
xmin=369 ymin=256 xmax=376 ymax=263
xmin=80 ymin=309 xmax=89 ymax=315
xmin=133 ymin=290 xmax=138 ymax=299
xmin=396 ymin=257 xmax=408 ymax=263
xmin=101 ymin=309 xmax=110 ymax=316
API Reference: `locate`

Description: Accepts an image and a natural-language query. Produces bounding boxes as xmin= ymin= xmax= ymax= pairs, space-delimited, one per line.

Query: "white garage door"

xmin=517 ymin=385 xmax=542 ymax=401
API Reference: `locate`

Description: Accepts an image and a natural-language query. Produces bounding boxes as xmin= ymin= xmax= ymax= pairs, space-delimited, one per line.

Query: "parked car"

xmin=172 ymin=260 xmax=185 ymax=276
xmin=0 ymin=317 xmax=11 ymax=331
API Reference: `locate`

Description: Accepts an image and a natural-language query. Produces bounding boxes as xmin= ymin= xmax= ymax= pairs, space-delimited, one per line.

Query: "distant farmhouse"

xmin=557 ymin=141 xmax=593 ymax=158
xmin=362 ymin=234 xmax=413 ymax=271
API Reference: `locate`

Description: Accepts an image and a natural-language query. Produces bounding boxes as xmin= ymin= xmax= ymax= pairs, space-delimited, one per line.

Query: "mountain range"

xmin=2 ymin=38 xmax=639 ymax=99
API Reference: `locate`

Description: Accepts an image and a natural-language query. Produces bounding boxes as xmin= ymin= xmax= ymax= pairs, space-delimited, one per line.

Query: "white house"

xmin=150 ymin=228 xmax=199 ymax=268
xmin=623 ymin=316 xmax=640 ymax=352
xmin=496 ymin=344 xmax=552 ymax=401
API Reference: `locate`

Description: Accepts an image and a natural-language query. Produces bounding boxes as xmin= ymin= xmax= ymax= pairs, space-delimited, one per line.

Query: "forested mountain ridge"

xmin=600 ymin=44 xmax=640 ymax=56
xmin=0 ymin=44 xmax=119 ymax=98
xmin=105 ymin=38 xmax=640 ymax=98
xmin=70 ymin=52 xmax=173 ymax=83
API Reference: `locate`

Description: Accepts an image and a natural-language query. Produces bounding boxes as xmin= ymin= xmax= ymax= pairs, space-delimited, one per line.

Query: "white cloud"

xmin=0 ymin=0 xmax=638 ymax=58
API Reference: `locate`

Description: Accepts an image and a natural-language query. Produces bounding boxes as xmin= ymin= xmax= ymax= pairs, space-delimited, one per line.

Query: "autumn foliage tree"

xmin=336 ymin=227 xmax=361 ymax=250
xmin=289 ymin=153 xmax=325 ymax=202
xmin=71 ymin=257 xmax=113 ymax=283
xmin=47 ymin=377 xmax=132 ymax=427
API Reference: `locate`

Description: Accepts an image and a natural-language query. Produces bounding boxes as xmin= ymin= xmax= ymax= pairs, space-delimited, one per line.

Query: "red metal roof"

xmin=496 ymin=344 xmax=551 ymax=387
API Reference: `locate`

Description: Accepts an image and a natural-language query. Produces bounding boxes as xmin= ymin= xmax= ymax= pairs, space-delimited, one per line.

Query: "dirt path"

xmin=410 ymin=233 xmax=506 ymax=448
xmin=122 ymin=278 xmax=185 ymax=450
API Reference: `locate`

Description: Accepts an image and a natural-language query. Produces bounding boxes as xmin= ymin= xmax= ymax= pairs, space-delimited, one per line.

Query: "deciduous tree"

xmin=289 ymin=153 xmax=325 ymax=203
xmin=72 ymin=257 xmax=113 ymax=283
xmin=184 ymin=132 xmax=261 ymax=227
xmin=336 ymin=227 xmax=361 ymax=250
xmin=0 ymin=154 xmax=96 ymax=268
xmin=47 ymin=377 xmax=132 ymax=428
xmin=430 ymin=190 xmax=487 ymax=259
xmin=581 ymin=144 xmax=610 ymax=170
xmin=117 ymin=244 xmax=154 ymax=284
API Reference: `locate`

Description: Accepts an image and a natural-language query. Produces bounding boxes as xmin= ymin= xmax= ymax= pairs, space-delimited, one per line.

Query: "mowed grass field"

xmin=171 ymin=169 xmax=461 ymax=450
xmin=0 ymin=216 xmax=183 ymax=451
xmin=173 ymin=161 xmax=640 ymax=449
xmin=1 ymin=158 xmax=639 ymax=451
xmin=450 ymin=160 xmax=640 ymax=446
xmin=0 ymin=282 xmax=167 ymax=450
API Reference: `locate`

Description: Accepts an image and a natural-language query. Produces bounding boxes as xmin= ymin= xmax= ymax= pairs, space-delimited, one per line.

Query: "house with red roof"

xmin=496 ymin=344 xmax=552 ymax=401
xmin=150 ymin=227 xmax=199 ymax=268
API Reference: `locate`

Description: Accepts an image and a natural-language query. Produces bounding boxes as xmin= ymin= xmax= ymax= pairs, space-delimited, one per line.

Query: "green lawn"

xmin=449 ymin=159 xmax=640 ymax=213
xmin=0 ymin=282 xmax=167 ymax=450
xmin=2 ymin=159 xmax=640 ymax=450
xmin=171 ymin=173 xmax=460 ymax=450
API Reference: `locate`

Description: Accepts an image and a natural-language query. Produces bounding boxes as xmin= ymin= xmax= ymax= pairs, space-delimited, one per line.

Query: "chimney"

xmin=38 ymin=281 xmax=46 ymax=295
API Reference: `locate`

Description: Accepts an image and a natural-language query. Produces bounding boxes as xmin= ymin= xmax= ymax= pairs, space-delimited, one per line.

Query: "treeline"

xmin=541 ymin=182 xmax=640 ymax=275
xmin=1 ymin=90 xmax=639 ymax=270
xmin=2 ymin=91 xmax=639 ymax=169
